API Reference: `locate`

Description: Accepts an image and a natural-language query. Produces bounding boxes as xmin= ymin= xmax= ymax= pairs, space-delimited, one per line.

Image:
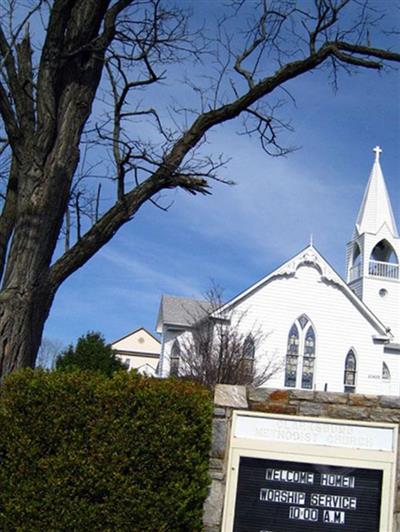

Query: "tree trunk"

xmin=0 ymin=159 xmax=70 ymax=379
xmin=0 ymin=281 xmax=54 ymax=378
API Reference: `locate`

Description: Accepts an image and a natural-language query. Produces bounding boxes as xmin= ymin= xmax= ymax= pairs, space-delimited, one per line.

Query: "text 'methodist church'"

xmin=156 ymin=147 xmax=399 ymax=395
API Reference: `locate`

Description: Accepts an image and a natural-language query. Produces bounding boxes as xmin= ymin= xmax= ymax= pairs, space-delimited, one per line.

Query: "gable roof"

xmin=111 ymin=327 xmax=160 ymax=352
xmin=156 ymin=295 xmax=211 ymax=332
xmin=214 ymin=244 xmax=391 ymax=338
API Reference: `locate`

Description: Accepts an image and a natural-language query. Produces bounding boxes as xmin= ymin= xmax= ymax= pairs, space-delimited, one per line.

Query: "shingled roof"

xmin=156 ymin=295 xmax=211 ymax=333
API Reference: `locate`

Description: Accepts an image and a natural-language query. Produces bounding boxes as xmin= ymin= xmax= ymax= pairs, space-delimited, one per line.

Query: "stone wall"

xmin=203 ymin=385 xmax=400 ymax=531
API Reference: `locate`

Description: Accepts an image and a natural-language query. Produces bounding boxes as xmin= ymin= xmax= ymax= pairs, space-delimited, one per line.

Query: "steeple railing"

xmin=349 ymin=260 xmax=399 ymax=281
xmin=368 ymin=259 xmax=399 ymax=280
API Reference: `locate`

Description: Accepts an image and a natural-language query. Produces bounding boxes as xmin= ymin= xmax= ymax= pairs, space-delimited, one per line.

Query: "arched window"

xmin=285 ymin=316 xmax=316 ymax=389
xmin=301 ymin=326 xmax=315 ymax=389
xmin=243 ymin=334 xmax=255 ymax=358
xmin=352 ymin=242 xmax=361 ymax=266
xmin=298 ymin=314 xmax=309 ymax=329
xmin=242 ymin=334 xmax=255 ymax=377
xmin=382 ymin=362 xmax=391 ymax=381
xmin=370 ymin=239 xmax=398 ymax=263
xmin=349 ymin=243 xmax=362 ymax=282
xmin=344 ymin=350 xmax=357 ymax=393
xmin=285 ymin=324 xmax=299 ymax=388
xmin=170 ymin=339 xmax=181 ymax=377
xmin=369 ymin=239 xmax=399 ymax=279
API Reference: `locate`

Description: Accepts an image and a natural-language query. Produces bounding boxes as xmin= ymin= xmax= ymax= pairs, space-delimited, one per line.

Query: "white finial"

xmin=310 ymin=233 xmax=313 ymax=247
xmin=373 ymin=145 xmax=382 ymax=162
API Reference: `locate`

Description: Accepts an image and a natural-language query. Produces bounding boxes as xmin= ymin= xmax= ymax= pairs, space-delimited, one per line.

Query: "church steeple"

xmin=346 ymin=147 xmax=400 ymax=340
xmin=354 ymin=146 xmax=398 ymax=238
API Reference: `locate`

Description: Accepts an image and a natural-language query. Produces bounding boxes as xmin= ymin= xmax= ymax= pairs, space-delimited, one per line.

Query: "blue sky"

xmin=43 ymin=2 xmax=400 ymax=350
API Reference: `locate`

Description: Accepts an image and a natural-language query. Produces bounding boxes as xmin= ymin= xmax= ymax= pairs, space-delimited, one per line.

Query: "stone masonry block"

xmin=289 ymin=389 xmax=315 ymax=401
xmin=247 ymin=386 xmax=275 ymax=403
xmin=379 ymin=396 xmax=400 ymax=409
xmin=211 ymin=418 xmax=227 ymax=458
xmin=369 ymin=409 xmax=400 ymax=424
xmin=214 ymin=384 xmax=248 ymax=409
xmin=314 ymin=391 xmax=348 ymax=404
xmin=298 ymin=402 xmax=326 ymax=417
xmin=203 ymin=479 xmax=225 ymax=528
xmin=252 ymin=403 xmax=297 ymax=415
xmin=327 ymin=405 xmax=370 ymax=420
xmin=268 ymin=389 xmax=290 ymax=402
xmin=209 ymin=457 xmax=224 ymax=471
xmin=214 ymin=407 xmax=226 ymax=417
xmin=348 ymin=394 xmax=379 ymax=407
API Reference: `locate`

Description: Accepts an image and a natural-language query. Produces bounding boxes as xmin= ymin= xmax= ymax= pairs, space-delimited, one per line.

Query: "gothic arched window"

xmin=285 ymin=316 xmax=316 ymax=389
xmin=344 ymin=350 xmax=357 ymax=393
xmin=242 ymin=334 xmax=255 ymax=377
xmin=301 ymin=326 xmax=316 ymax=389
xmin=243 ymin=334 xmax=255 ymax=358
xmin=370 ymin=239 xmax=398 ymax=264
xmin=352 ymin=242 xmax=361 ymax=266
xmin=285 ymin=324 xmax=299 ymax=388
xmin=170 ymin=338 xmax=181 ymax=377
xmin=382 ymin=362 xmax=391 ymax=381
xmin=369 ymin=239 xmax=399 ymax=279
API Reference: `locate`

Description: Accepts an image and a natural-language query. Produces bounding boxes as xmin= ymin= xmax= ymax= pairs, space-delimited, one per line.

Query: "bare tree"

xmin=0 ymin=0 xmax=399 ymax=378
xmin=171 ymin=286 xmax=282 ymax=389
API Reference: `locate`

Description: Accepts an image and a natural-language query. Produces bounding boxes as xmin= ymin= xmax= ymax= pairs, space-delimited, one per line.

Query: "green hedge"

xmin=0 ymin=369 xmax=212 ymax=531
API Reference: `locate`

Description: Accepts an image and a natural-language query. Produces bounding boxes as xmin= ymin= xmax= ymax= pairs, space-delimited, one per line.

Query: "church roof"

xmin=214 ymin=244 xmax=391 ymax=338
xmin=156 ymin=295 xmax=210 ymax=332
xmin=354 ymin=146 xmax=398 ymax=238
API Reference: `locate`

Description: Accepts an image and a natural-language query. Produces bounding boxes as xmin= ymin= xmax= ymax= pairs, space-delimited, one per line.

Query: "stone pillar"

xmin=203 ymin=385 xmax=248 ymax=532
xmin=204 ymin=385 xmax=400 ymax=531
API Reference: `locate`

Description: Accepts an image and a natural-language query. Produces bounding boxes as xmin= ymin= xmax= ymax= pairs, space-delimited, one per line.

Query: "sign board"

xmin=233 ymin=456 xmax=382 ymax=531
xmin=222 ymin=413 xmax=397 ymax=532
xmin=234 ymin=414 xmax=394 ymax=451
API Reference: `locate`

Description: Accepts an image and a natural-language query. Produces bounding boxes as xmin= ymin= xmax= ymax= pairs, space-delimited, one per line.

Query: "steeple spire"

xmin=346 ymin=147 xmax=400 ymax=340
xmin=354 ymin=146 xmax=398 ymax=238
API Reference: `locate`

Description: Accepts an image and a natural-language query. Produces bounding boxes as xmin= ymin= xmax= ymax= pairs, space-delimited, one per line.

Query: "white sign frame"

xmin=222 ymin=412 xmax=398 ymax=532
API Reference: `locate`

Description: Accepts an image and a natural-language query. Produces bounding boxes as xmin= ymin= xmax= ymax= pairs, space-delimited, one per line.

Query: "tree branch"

xmin=48 ymin=33 xmax=400 ymax=289
xmin=336 ymin=41 xmax=400 ymax=62
xmin=48 ymin=170 xmax=209 ymax=288
xmin=0 ymin=80 xmax=20 ymax=149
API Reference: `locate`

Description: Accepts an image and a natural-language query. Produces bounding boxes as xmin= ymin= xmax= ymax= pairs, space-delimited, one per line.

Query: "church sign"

xmin=233 ymin=457 xmax=381 ymax=531
xmin=222 ymin=413 xmax=397 ymax=532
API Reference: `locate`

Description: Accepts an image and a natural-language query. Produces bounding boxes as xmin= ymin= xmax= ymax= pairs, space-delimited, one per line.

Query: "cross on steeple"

xmin=373 ymin=145 xmax=382 ymax=162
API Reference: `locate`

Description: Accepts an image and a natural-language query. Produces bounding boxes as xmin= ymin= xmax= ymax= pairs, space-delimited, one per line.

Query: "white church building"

xmin=156 ymin=147 xmax=400 ymax=395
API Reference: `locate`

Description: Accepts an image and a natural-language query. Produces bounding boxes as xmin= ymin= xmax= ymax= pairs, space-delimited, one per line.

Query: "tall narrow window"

xmin=382 ymin=362 xmax=390 ymax=381
xmin=301 ymin=326 xmax=315 ymax=389
xmin=285 ymin=316 xmax=316 ymax=390
xmin=170 ymin=339 xmax=180 ymax=377
xmin=243 ymin=334 xmax=255 ymax=378
xmin=285 ymin=324 xmax=299 ymax=387
xmin=344 ymin=350 xmax=357 ymax=393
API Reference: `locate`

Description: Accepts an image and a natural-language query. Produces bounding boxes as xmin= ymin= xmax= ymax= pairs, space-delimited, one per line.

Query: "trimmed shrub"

xmin=0 ymin=369 xmax=212 ymax=531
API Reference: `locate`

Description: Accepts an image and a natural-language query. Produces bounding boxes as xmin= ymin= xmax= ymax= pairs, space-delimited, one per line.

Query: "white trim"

xmin=214 ymin=245 xmax=390 ymax=337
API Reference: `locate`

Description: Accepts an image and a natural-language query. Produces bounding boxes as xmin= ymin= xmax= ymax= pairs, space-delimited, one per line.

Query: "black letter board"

xmin=233 ymin=457 xmax=382 ymax=532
